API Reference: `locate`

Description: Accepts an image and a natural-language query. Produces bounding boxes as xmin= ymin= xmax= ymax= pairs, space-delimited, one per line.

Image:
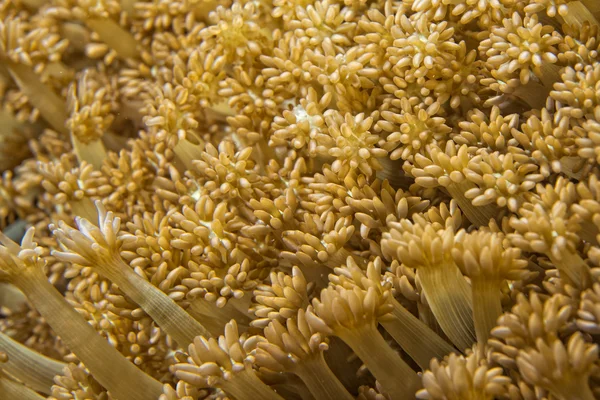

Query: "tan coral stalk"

xmin=52 ymin=202 xmax=210 ymax=347
xmin=559 ymin=1 xmax=600 ymax=28
xmin=217 ymin=368 xmax=284 ymax=400
xmin=0 ymin=332 xmax=65 ymax=394
xmin=172 ymin=136 xmax=205 ymax=171
xmin=68 ymin=197 xmax=100 ymax=223
xmin=187 ymin=297 xmax=251 ymax=337
xmin=383 ymin=300 xmax=457 ymax=369
xmin=416 ymin=265 xmax=474 ymax=349
xmin=71 ymin=135 xmax=107 ymax=171
xmin=382 ymin=220 xmax=476 ymax=350
xmin=3 ymin=61 xmax=67 ymax=134
xmin=331 ymin=257 xmax=455 ymax=369
xmin=0 ymin=282 xmax=26 ymax=309
xmin=306 ymin=286 xmax=420 ymax=399
xmin=444 ymin=181 xmax=501 ymax=226
xmin=256 ymin=310 xmax=353 ymax=400
xmin=85 ymin=18 xmax=139 ymax=59
xmin=0 ymin=229 xmax=163 ymax=400
xmin=452 ymin=230 xmax=529 ymax=354
xmin=0 ymin=372 xmax=45 ymax=400
xmin=293 ymin=354 xmax=351 ymax=400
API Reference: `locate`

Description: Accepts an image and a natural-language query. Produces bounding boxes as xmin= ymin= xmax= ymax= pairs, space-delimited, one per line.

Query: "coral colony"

xmin=1 ymin=0 xmax=600 ymax=399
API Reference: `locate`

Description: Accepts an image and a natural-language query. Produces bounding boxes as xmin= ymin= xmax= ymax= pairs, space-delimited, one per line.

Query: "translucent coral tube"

xmin=0 ymin=283 xmax=26 ymax=309
xmin=417 ymin=264 xmax=476 ymax=351
xmin=220 ymin=368 xmax=285 ymax=400
xmin=294 ymin=353 xmax=354 ymax=400
xmin=339 ymin=323 xmax=421 ymax=400
xmin=71 ymin=135 xmax=107 ymax=171
xmin=579 ymin=221 xmax=599 ymax=246
xmin=173 ymin=137 xmax=205 ymax=171
xmin=85 ymin=18 xmax=139 ymax=59
xmin=97 ymin=257 xmax=211 ymax=346
xmin=381 ymin=298 xmax=456 ymax=369
xmin=0 ymin=332 xmax=66 ymax=394
xmin=187 ymin=297 xmax=251 ymax=337
xmin=12 ymin=267 xmax=163 ymax=400
xmin=553 ymin=383 xmax=595 ymax=400
xmin=69 ymin=198 xmax=100 ymax=226
xmin=548 ymin=251 xmax=593 ymax=289
xmin=561 ymin=1 xmax=600 ymax=28
xmin=513 ymin=81 xmax=550 ymax=109
xmin=4 ymin=61 xmax=68 ymax=135
xmin=445 ymin=181 xmax=499 ymax=227
xmin=0 ymin=374 xmax=45 ymax=400
xmin=471 ymin=279 xmax=503 ymax=354
xmin=538 ymin=63 xmax=562 ymax=89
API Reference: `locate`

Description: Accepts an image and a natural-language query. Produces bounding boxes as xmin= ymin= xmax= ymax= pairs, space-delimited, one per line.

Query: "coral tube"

xmin=52 ymin=202 xmax=211 ymax=347
xmin=0 ymin=229 xmax=163 ymax=400
xmin=330 ymin=257 xmax=455 ymax=369
xmin=256 ymin=309 xmax=354 ymax=400
xmin=452 ymin=230 xmax=530 ymax=354
xmin=0 ymin=331 xmax=65 ymax=394
xmin=382 ymin=221 xmax=476 ymax=350
xmin=306 ymin=286 xmax=421 ymax=399
xmin=0 ymin=372 xmax=45 ymax=400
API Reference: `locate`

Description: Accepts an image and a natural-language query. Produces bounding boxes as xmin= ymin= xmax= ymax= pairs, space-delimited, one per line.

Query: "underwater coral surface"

xmin=1 ymin=0 xmax=600 ymax=399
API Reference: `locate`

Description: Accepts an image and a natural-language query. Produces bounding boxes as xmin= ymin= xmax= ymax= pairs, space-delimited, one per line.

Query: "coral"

xmin=0 ymin=0 xmax=600 ymax=399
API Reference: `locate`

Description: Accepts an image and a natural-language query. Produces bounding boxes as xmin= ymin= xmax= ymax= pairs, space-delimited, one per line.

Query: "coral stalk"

xmin=92 ymin=257 xmax=211 ymax=346
xmin=68 ymin=197 xmax=100 ymax=226
xmin=294 ymin=353 xmax=353 ymax=400
xmin=340 ymin=323 xmax=420 ymax=400
xmin=548 ymin=251 xmax=592 ymax=289
xmin=0 ymin=283 xmax=26 ymax=309
xmin=0 ymin=374 xmax=45 ymax=400
xmin=0 ymin=332 xmax=65 ymax=394
xmin=382 ymin=298 xmax=456 ymax=369
xmin=173 ymin=137 xmax=205 ymax=171
xmin=11 ymin=266 xmax=163 ymax=400
xmin=307 ymin=286 xmax=421 ymax=399
xmin=187 ymin=297 xmax=251 ymax=337
xmin=417 ymin=265 xmax=475 ymax=351
xmin=445 ymin=181 xmax=499 ymax=227
xmin=561 ymin=1 xmax=600 ymax=28
xmin=52 ymin=204 xmax=211 ymax=347
xmin=4 ymin=61 xmax=67 ymax=135
xmin=220 ymin=368 xmax=285 ymax=400
xmin=71 ymin=135 xmax=108 ymax=171
xmin=471 ymin=279 xmax=503 ymax=351
xmin=85 ymin=18 xmax=139 ymax=59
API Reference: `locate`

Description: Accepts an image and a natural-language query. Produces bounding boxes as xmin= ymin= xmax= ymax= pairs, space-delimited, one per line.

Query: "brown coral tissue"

xmin=2 ymin=0 xmax=600 ymax=399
